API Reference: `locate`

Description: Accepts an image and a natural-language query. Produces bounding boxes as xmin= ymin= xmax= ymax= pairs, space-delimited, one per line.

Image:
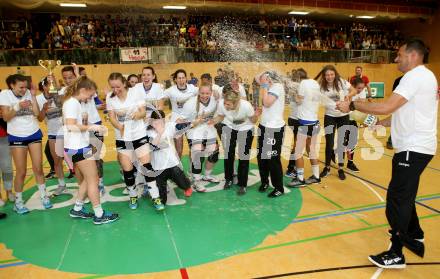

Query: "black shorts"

xmin=288 ymin=118 xmax=300 ymax=138
xmin=8 ymin=130 xmax=43 ymax=147
xmin=187 ymin=138 xmax=218 ymax=148
xmin=116 ymin=136 xmax=150 ymax=151
xmin=298 ymin=122 xmax=320 ymax=137
xmin=65 ymin=146 xmax=93 ymax=164
xmin=89 ymin=131 xmax=104 ymax=143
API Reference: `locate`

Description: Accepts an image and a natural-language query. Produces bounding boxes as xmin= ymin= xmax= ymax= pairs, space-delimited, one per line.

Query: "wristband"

xmin=349 ymin=101 xmax=356 ymax=111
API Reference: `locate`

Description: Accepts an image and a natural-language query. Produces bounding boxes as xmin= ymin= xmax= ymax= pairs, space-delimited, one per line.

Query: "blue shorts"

xmin=8 ymin=130 xmax=43 ymax=147
xmin=64 ymin=146 xmax=93 ymax=164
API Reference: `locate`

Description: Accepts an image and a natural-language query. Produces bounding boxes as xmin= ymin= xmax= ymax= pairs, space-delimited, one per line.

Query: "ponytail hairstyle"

xmin=38 ymin=77 xmax=49 ymax=92
xmin=142 ymin=66 xmax=158 ymax=83
xmin=108 ymin=72 xmax=128 ymax=98
xmin=63 ymin=76 xmax=97 ymax=103
xmin=315 ymin=64 xmax=342 ymax=92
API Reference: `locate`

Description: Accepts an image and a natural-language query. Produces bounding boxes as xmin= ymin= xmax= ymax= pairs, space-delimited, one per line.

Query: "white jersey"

xmin=297 ymin=79 xmax=321 ymax=123
xmin=150 ymin=122 xmax=181 ymax=170
xmin=288 ymin=81 xmax=300 ymax=119
xmin=164 ymin=84 xmax=198 ymax=120
xmin=260 ymin=83 xmax=285 ymax=128
xmin=36 ymin=92 xmax=64 ymax=136
xmin=182 ymin=96 xmax=217 ymax=140
xmin=350 ymin=90 xmax=367 ymax=121
xmin=106 ymin=90 xmax=147 ymax=141
xmin=217 ymin=99 xmax=254 ymax=131
xmin=63 ymin=97 xmax=89 ymax=150
xmin=321 ymin=79 xmax=351 ymax=117
xmin=131 ymin=82 xmax=164 ymax=117
xmin=392 ymin=65 xmax=438 ymax=155
xmin=0 ymin=89 xmax=39 ymax=137
xmin=82 ymin=93 xmax=101 ymax=124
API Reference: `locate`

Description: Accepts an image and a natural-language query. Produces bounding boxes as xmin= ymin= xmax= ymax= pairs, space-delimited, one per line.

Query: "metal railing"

xmin=0 ymin=47 xmax=397 ymax=66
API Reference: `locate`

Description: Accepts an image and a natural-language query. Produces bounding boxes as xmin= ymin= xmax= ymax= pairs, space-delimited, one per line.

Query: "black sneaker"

xmin=66 ymin=171 xmax=75 ymax=179
xmin=0 ymin=212 xmax=7 ymax=219
xmin=368 ymin=250 xmax=406 ymax=269
xmin=93 ymin=211 xmax=119 ymax=225
xmin=268 ymin=189 xmax=284 ymax=198
xmin=45 ymin=170 xmax=55 ymax=179
xmin=224 ymin=180 xmax=233 ymax=190
xmin=386 ymin=141 xmax=393 ymax=150
xmin=338 ymin=169 xmax=346 ymax=180
xmin=237 ymin=187 xmax=246 ymax=195
xmin=287 ymin=178 xmax=306 ymax=188
xmin=69 ymin=208 xmax=94 ymax=219
xmin=258 ymin=183 xmax=269 ymax=192
xmin=320 ymin=167 xmax=330 ymax=178
xmin=347 ymin=161 xmax=360 ymax=172
xmin=305 ymin=175 xmax=321 ymax=185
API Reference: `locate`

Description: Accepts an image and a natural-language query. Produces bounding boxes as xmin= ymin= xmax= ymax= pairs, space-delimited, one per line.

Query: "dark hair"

xmin=61 ymin=66 xmax=75 ymax=75
xmin=150 ymin=110 xmax=165 ymax=120
xmin=38 ymin=77 xmax=49 ymax=92
xmin=355 ymin=66 xmax=362 ymax=70
xmin=201 ymin=73 xmax=212 ymax=81
xmin=6 ymin=74 xmax=27 ymax=88
xmin=142 ymin=66 xmax=158 ymax=83
xmin=63 ymin=76 xmax=97 ymax=103
xmin=351 ymin=77 xmax=365 ymax=87
xmin=295 ymin=68 xmax=308 ymax=80
xmin=127 ymin=74 xmax=139 ymax=86
xmin=315 ymin=65 xmax=342 ymax=92
xmin=108 ymin=72 xmax=128 ymax=98
xmin=404 ymin=38 xmax=429 ymax=60
xmin=172 ymin=69 xmax=187 ymax=80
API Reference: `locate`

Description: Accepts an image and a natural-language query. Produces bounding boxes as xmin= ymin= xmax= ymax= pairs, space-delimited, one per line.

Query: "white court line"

xmin=163 ymin=211 xmax=184 ymax=268
xmin=56 ymin=223 xmax=76 ymax=270
xmin=370 ymin=267 xmax=384 ymax=279
xmin=354 ymin=177 xmax=385 ymax=202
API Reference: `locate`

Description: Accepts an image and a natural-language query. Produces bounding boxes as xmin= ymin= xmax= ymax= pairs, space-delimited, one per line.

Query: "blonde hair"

xmin=223 ymin=88 xmax=240 ymax=105
xmin=63 ymin=76 xmax=97 ymax=103
xmin=196 ymin=81 xmax=213 ymax=113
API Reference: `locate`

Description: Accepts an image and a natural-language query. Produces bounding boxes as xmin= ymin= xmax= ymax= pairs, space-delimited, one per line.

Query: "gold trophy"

xmin=38 ymin=59 xmax=61 ymax=94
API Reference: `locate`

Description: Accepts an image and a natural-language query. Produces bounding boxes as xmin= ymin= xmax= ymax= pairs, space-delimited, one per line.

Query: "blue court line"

xmin=382 ymin=153 xmax=440 ymax=173
xmin=0 ymin=261 xmax=27 ymax=269
xmin=292 ymin=195 xmax=440 ymax=224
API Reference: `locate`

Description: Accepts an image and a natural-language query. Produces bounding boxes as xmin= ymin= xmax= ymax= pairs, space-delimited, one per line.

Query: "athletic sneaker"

xmin=66 ymin=170 xmax=75 ymax=179
xmin=305 ymin=175 xmax=321 ymax=185
xmin=224 ymin=180 xmax=233 ymax=190
xmin=268 ymin=189 xmax=284 ymax=198
xmin=237 ymin=187 xmax=246 ymax=196
xmin=368 ymin=250 xmax=406 ymax=269
xmin=288 ymin=178 xmax=306 ymax=188
xmin=338 ymin=169 xmax=346 ymax=180
xmin=203 ymin=175 xmax=220 ymax=183
xmin=193 ymin=181 xmax=207 ymax=193
xmin=93 ymin=211 xmax=119 ymax=225
xmin=184 ymin=187 xmax=193 ymax=197
xmin=153 ymin=198 xmax=165 ymax=211
xmin=320 ymin=167 xmax=330 ymax=178
xmin=285 ymin=170 xmax=297 ymax=179
xmin=14 ymin=201 xmax=30 ymax=215
xmin=69 ymin=208 xmax=94 ymax=219
xmin=7 ymin=192 xmax=15 ymax=202
xmin=122 ymin=187 xmax=129 ymax=195
xmin=52 ymin=185 xmax=67 ymax=196
xmin=45 ymin=170 xmax=55 ymax=179
xmin=347 ymin=161 xmax=360 ymax=172
xmin=129 ymin=197 xmax=138 ymax=210
xmin=41 ymin=196 xmax=53 ymax=209
xmin=258 ymin=183 xmax=269 ymax=192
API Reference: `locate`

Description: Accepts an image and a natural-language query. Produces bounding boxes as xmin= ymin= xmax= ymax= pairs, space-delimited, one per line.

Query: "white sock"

xmin=311 ymin=164 xmax=320 ymax=178
xmin=147 ymin=181 xmax=159 ymax=199
xmin=38 ymin=184 xmax=47 ymax=198
xmin=128 ymin=185 xmax=137 ymax=198
xmin=74 ymin=200 xmax=84 ymax=211
xmin=193 ymin=173 xmax=202 ymax=181
xmin=93 ymin=204 xmax=104 ymax=218
xmin=297 ymin=168 xmax=304 ymax=181
xmin=205 ymin=169 xmax=212 ymax=176
xmin=58 ymin=178 xmax=66 ymax=187
xmin=15 ymin=192 xmax=23 ymax=203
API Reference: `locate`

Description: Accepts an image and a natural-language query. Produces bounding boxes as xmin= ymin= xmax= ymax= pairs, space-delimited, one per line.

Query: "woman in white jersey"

xmin=0 ymin=74 xmax=52 ymax=214
xmin=316 ymin=65 xmax=356 ymax=180
xmin=63 ymin=76 xmax=118 ymax=225
xmin=182 ymin=82 xmax=220 ymax=192
xmin=287 ymin=69 xmax=322 ymax=187
xmin=36 ymin=76 xmax=67 ymax=196
xmin=285 ymin=69 xmax=301 ymax=178
xmin=210 ymin=89 xmax=259 ymax=195
xmin=255 ymin=71 xmax=286 ymax=198
xmin=106 ymin=73 xmax=164 ymax=211
xmin=164 ymin=69 xmax=198 ymax=158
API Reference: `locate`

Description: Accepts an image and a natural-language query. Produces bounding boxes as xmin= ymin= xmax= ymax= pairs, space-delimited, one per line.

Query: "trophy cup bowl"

xmin=39 ymin=59 xmax=61 ymax=94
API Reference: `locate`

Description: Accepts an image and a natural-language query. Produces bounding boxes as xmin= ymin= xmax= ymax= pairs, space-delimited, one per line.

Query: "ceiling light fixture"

xmin=59 ymin=3 xmax=87 ymax=7
xmin=288 ymin=11 xmax=309 ymax=15
xmin=163 ymin=6 xmax=187 ymax=10
xmin=356 ymin=15 xmax=375 ymax=19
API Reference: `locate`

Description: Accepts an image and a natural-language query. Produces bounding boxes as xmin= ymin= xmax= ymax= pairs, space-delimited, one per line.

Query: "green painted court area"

xmin=0 ymin=160 xmax=302 ymax=275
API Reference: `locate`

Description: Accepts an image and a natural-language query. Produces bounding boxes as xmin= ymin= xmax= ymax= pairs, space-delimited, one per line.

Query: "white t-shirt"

xmin=212 ymin=84 xmax=222 ymax=98
xmin=36 ymin=93 xmax=64 ymax=136
xmin=0 ymin=89 xmax=40 ymax=137
xmin=217 ymin=99 xmax=254 ymax=131
xmin=220 ymin=84 xmax=247 ymax=99
xmin=150 ymin=122 xmax=181 ymax=170
xmin=63 ymin=97 xmax=89 ymax=150
xmin=182 ymin=96 xmax=217 ymax=140
xmin=106 ymin=90 xmax=147 ymax=141
xmin=350 ymin=90 xmax=367 ymax=121
xmin=391 ymin=65 xmax=438 ymax=155
xmin=297 ymin=79 xmax=321 ymax=123
xmin=82 ymin=93 xmax=101 ymax=124
xmin=164 ymin=84 xmax=198 ymax=120
xmin=260 ymin=83 xmax=285 ymax=128
xmin=288 ymin=81 xmax=300 ymax=119
xmin=321 ymin=79 xmax=351 ymax=117
xmin=131 ymin=82 xmax=165 ymax=117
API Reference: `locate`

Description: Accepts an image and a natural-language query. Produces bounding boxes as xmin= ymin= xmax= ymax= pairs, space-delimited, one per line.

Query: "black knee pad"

xmin=208 ymin=149 xmax=219 ymax=163
xmin=123 ymin=169 xmax=135 ymax=187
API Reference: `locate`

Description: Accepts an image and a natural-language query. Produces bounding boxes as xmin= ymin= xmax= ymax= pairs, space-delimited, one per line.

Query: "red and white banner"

xmin=120 ymin=48 xmax=150 ymax=62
